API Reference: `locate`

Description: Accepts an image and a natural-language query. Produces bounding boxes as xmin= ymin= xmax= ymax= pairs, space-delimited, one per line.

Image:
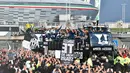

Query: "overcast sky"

xmin=90 ymin=0 xmax=130 ymax=23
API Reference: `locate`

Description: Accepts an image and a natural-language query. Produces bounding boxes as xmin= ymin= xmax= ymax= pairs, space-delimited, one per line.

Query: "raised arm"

xmin=56 ymin=25 xmax=62 ymax=33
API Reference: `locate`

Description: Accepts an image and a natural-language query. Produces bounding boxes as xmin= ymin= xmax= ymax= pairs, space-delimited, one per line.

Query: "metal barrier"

xmin=0 ymin=36 xmax=24 ymax=40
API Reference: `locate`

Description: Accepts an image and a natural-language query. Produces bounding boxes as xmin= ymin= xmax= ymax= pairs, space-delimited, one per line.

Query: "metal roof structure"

xmin=0 ymin=0 xmax=91 ymax=5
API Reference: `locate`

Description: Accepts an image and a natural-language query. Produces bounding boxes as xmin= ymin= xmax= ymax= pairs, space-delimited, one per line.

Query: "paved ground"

xmin=120 ymin=37 xmax=130 ymax=48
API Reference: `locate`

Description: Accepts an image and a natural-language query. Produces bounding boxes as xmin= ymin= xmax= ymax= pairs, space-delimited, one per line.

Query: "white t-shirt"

xmin=26 ymin=60 xmax=31 ymax=69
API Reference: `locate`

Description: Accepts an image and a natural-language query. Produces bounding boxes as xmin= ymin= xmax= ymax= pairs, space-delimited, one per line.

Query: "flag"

xmin=112 ymin=40 xmax=118 ymax=47
xmin=95 ymin=0 xmax=101 ymax=20
xmin=66 ymin=21 xmax=71 ymax=28
xmin=7 ymin=43 xmax=11 ymax=51
xmin=31 ymin=24 xmax=34 ymax=28
xmin=25 ymin=23 xmax=35 ymax=30
xmin=25 ymin=23 xmax=31 ymax=29
xmin=86 ymin=0 xmax=91 ymax=4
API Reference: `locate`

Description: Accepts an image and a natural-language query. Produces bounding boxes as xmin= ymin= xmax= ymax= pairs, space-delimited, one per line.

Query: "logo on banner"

xmin=91 ymin=34 xmax=109 ymax=45
xmin=62 ymin=43 xmax=74 ymax=53
xmin=30 ymin=38 xmax=39 ymax=49
xmin=62 ymin=39 xmax=74 ymax=53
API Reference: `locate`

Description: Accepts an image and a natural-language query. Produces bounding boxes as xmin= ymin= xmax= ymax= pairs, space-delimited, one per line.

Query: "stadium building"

xmin=0 ymin=0 xmax=98 ymax=25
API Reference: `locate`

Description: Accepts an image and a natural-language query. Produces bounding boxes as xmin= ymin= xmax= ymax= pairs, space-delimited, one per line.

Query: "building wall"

xmin=0 ymin=2 xmax=98 ymax=24
xmin=0 ymin=7 xmax=97 ymax=23
xmin=106 ymin=22 xmax=129 ymax=28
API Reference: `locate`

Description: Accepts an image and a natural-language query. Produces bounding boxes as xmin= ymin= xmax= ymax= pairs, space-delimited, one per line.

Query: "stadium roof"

xmin=0 ymin=0 xmax=91 ymax=5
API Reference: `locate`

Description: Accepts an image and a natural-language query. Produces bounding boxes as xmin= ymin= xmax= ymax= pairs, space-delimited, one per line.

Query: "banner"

xmin=22 ymin=38 xmax=39 ymax=50
xmin=30 ymin=38 xmax=39 ymax=49
xmin=90 ymin=33 xmax=112 ymax=46
xmin=25 ymin=23 xmax=31 ymax=29
xmin=95 ymin=0 xmax=101 ymax=20
xmin=74 ymin=52 xmax=83 ymax=59
xmin=60 ymin=39 xmax=74 ymax=65
xmin=35 ymin=34 xmax=41 ymax=42
xmin=74 ymin=38 xmax=88 ymax=50
xmin=92 ymin=47 xmax=112 ymax=51
xmin=22 ymin=40 xmax=31 ymax=50
xmin=60 ymin=53 xmax=74 ymax=65
xmin=55 ymin=50 xmax=61 ymax=58
xmin=48 ymin=40 xmax=63 ymax=50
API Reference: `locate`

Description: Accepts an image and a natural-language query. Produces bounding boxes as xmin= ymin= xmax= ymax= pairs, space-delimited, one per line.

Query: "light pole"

xmin=68 ymin=0 xmax=71 ymax=28
xmin=66 ymin=0 xmax=68 ymax=22
xmin=69 ymin=0 xmax=71 ymax=16
xmin=65 ymin=0 xmax=71 ymax=27
xmin=121 ymin=3 xmax=126 ymax=23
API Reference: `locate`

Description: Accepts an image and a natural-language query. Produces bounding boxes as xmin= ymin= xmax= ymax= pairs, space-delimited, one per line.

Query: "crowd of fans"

xmin=0 ymin=47 xmax=130 ymax=73
xmin=26 ymin=25 xmax=111 ymax=50
xmin=26 ymin=24 xmax=109 ymax=42
xmin=0 ymin=25 xmax=130 ymax=73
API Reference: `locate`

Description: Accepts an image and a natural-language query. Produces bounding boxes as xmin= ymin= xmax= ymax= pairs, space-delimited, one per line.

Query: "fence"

xmin=0 ymin=41 xmax=22 ymax=50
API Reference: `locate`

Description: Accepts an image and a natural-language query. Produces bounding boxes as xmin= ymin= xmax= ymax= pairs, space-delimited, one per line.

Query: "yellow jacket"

xmin=124 ymin=57 xmax=130 ymax=64
xmin=114 ymin=56 xmax=124 ymax=66
xmin=87 ymin=58 xmax=93 ymax=67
